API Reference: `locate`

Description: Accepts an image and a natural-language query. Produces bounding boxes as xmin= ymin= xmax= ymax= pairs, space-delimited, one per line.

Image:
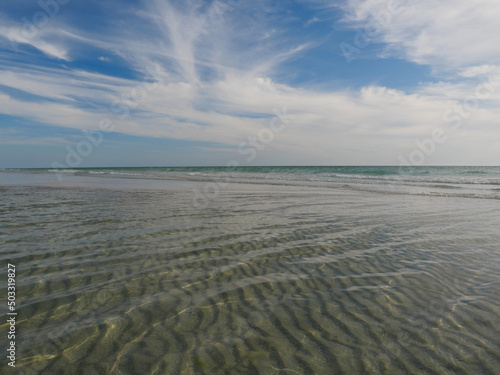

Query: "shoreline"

xmin=2 ymin=170 xmax=499 ymax=201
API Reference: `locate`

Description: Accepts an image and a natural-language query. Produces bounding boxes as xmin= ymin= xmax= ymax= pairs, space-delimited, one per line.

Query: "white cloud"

xmin=3 ymin=0 xmax=500 ymax=165
xmin=3 ymin=63 xmax=500 ymax=164
xmin=342 ymin=0 xmax=500 ymax=71
xmin=0 ymin=25 xmax=69 ymax=60
xmin=459 ymin=65 xmax=500 ymax=78
xmin=304 ymin=17 xmax=320 ymax=27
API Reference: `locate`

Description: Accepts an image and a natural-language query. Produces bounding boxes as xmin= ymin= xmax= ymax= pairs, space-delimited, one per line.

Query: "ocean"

xmin=1 ymin=166 xmax=499 ymax=374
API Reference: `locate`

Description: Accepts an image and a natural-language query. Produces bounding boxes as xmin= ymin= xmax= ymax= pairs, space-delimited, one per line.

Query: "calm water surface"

xmin=0 ymin=170 xmax=499 ymax=374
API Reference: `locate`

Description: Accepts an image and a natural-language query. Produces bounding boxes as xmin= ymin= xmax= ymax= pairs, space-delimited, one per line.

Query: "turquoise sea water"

xmin=5 ymin=165 xmax=500 ymax=184
xmin=1 ymin=167 xmax=500 ymax=374
xmin=8 ymin=165 xmax=500 ymax=183
xmin=5 ymin=165 xmax=500 ymax=200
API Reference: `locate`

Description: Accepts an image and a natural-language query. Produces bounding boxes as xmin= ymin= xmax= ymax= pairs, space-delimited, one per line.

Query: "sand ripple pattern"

xmin=1 ymin=185 xmax=500 ymax=374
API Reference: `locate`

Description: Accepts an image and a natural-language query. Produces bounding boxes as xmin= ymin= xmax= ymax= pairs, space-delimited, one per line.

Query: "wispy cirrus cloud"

xmin=0 ymin=10 xmax=70 ymax=61
xmin=341 ymin=0 xmax=500 ymax=72
xmin=1 ymin=0 xmax=500 ymax=166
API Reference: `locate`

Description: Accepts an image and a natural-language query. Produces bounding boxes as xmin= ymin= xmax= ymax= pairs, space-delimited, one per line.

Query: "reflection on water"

xmin=1 ymin=182 xmax=500 ymax=374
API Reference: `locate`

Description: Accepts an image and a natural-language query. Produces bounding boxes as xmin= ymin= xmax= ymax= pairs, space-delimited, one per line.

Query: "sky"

xmin=1 ymin=0 xmax=500 ymax=168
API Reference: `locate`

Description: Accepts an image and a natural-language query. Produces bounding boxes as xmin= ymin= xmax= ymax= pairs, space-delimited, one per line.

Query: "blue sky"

xmin=1 ymin=0 xmax=500 ymax=168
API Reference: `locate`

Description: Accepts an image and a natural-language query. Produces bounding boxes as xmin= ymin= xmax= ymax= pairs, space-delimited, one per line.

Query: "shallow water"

xmin=1 ymin=173 xmax=500 ymax=374
xmin=6 ymin=165 xmax=500 ymax=200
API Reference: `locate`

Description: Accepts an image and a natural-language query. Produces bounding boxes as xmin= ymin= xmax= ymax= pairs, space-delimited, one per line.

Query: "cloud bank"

xmin=1 ymin=0 xmax=500 ymax=166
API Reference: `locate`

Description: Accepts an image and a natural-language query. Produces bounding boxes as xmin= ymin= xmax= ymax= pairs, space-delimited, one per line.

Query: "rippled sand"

xmin=1 ymin=176 xmax=500 ymax=374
